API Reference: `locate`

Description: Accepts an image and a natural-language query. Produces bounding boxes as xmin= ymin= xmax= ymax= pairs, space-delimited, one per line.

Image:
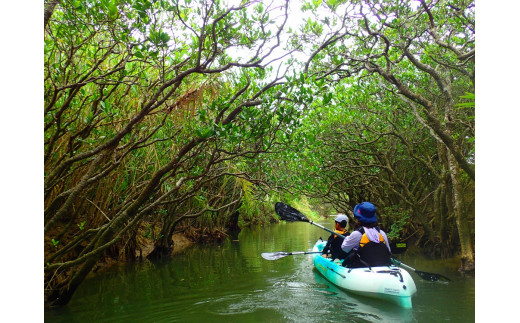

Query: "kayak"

xmin=312 ymin=239 xmax=417 ymax=308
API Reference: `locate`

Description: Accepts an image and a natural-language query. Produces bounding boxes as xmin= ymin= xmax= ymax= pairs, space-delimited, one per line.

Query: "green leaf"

xmin=108 ymin=3 xmax=118 ymax=19
xmin=51 ymin=239 xmax=60 ymax=248
xmin=323 ymin=93 xmax=332 ymax=105
xmin=160 ymin=32 xmax=170 ymax=43
xmin=78 ymin=221 xmax=86 ymax=230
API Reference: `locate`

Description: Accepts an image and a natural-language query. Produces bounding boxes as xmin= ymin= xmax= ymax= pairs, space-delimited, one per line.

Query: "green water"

xmin=45 ymin=221 xmax=474 ymax=322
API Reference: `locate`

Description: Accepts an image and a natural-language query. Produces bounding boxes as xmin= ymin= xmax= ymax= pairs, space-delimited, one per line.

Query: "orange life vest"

xmin=348 ymin=227 xmax=391 ymax=268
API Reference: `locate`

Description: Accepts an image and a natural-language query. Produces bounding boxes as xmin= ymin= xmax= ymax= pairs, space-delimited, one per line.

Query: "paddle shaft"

xmin=391 ymin=258 xmax=416 ymax=271
xmin=306 ymin=220 xmax=406 ymax=254
xmin=306 ymin=219 xmax=450 ymax=282
xmin=306 ymin=220 xmax=346 ymax=239
xmin=261 ymin=250 xmax=323 ymax=260
xmin=307 ymin=219 xmax=399 ymax=256
xmin=275 ymin=202 xmax=449 ymax=282
xmin=282 ymin=251 xmax=322 ymax=256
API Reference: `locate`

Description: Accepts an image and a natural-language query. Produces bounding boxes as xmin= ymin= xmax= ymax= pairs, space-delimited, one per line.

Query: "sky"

xmin=1 ymin=0 xmax=519 ymax=321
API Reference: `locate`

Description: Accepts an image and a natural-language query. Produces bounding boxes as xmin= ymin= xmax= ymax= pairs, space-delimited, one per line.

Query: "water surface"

xmin=45 ymin=221 xmax=474 ymax=322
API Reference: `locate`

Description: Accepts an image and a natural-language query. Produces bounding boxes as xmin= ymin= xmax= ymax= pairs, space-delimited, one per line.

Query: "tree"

xmin=44 ymin=0 xmax=476 ymax=308
xmin=44 ymin=0 xmax=296 ymax=306
xmin=275 ymin=0 xmax=475 ymax=270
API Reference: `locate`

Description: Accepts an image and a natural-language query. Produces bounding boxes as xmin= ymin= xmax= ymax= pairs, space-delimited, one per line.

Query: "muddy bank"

xmin=138 ymin=233 xmax=194 ymax=259
xmin=90 ymin=233 xmax=195 ymax=275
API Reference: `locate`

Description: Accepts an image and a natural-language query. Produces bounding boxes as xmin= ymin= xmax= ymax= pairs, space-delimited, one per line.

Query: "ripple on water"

xmin=45 ymin=223 xmax=473 ymax=323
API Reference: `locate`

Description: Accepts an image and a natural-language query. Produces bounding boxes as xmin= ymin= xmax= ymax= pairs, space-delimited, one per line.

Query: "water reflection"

xmin=45 ymin=221 xmax=474 ymax=323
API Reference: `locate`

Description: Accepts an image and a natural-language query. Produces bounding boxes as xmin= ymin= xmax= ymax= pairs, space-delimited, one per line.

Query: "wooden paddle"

xmin=274 ymin=202 xmax=451 ymax=282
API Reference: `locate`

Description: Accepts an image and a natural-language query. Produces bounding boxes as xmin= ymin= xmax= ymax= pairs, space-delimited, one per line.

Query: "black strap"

xmin=356 ymin=226 xmax=381 ymax=234
xmin=358 ymin=256 xmax=372 ymax=270
xmin=342 ymin=250 xmax=372 ymax=269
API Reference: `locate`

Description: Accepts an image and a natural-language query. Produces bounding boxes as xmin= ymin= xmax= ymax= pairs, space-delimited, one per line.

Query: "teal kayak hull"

xmin=312 ymin=239 xmax=417 ymax=308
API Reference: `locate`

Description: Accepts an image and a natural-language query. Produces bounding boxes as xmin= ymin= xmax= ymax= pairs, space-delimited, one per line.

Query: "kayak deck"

xmin=312 ymin=240 xmax=417 ymax=308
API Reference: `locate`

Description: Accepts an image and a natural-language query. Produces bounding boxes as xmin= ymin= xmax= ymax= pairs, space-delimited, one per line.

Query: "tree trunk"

xmin=46 ymin=253 xmax=99 ymax=307
xmin=44 ymin=1 xmax=60 ymax=30
xmin=447 ymin=151 xmax=475 ymax=272
xmin=147 ymin=226 xmax=175 ymax=261
xmin=225 ymin=210 xmax=241 ymax=239
xmin=436 ymin=144 xmax=457 ymax=258
xmin=146 ymin=244 xmax=173 ymax=261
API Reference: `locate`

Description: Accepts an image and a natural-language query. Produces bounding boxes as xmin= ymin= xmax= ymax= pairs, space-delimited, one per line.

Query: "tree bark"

xmin=448 ymin=151 xmax=475 ymax=272
xmin=44 ymin=1 xmax=60 ymax=30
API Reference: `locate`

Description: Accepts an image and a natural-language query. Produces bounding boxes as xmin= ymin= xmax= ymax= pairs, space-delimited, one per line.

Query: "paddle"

xmin=262 ymin=250 xmax=348 ymax=278
xmin=261 ymin=251 xmax=322 ymax=260
xmin=390 ymin=258 xmax=451 ymax=282
xmin=274 ymin=202 xmax=450 ymax=282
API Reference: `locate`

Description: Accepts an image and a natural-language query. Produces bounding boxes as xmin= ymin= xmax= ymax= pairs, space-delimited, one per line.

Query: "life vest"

xmin=323 ymin=229 xmax=349 ymax=260
xmin=333 ymin=228 xmax=348 ymax=238
xmin=347 ymin=226 xmax=391 ymax=268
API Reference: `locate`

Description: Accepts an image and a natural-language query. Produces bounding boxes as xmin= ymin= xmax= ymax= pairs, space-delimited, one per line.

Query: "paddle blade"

xmin=275 ymin=202 xmax=309 ymax=222
xmin=261 ymin=252 xmax=289 ymax=260
xmin=416 ymin=270 xmax=451 ymax=282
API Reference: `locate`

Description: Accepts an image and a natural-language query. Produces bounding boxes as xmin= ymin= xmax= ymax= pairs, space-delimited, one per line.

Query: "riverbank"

xmin=90 ymin=233 xmax=195 ymax=274
xmin=138 ymin=233 xmax=195 ymax=258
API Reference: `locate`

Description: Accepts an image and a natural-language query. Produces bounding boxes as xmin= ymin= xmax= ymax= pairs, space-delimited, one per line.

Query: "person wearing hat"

xmin=341 ymin=202 xmax=392 ymax=268
xmin=321 ymin=214 xmax=350 ymax=261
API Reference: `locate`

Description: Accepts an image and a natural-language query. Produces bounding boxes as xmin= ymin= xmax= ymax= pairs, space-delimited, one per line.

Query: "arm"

xmin=322 ymin=234 xmax=334 ymax=255
xmin=341 ymin=231 xmax=362 ymax=253
xmin=380 ymin=230 xmax=392 ymax=253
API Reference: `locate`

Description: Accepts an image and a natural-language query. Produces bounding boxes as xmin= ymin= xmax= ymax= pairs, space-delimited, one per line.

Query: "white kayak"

xmin=312 ymin=239 xmax=417 ymax=308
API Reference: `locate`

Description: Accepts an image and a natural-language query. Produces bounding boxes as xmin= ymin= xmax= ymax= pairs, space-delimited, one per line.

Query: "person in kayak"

xmin=321 ymin=214 xmax=350 ymax=261
xmin=341 ymin=202 xmax=392 ymax=268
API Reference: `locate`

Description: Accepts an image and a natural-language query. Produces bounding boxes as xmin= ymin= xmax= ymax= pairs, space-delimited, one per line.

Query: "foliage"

xmin=264 ymin=0 xmax=475 ymax=260
xmin=44 ymin=0 xmax=299 ymax=306
xmin=44 ymin=0 xmax=476 ymax=305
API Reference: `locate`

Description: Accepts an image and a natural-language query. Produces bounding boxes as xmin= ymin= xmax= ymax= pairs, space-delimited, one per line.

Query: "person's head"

xmin=353 ymin=202 xmax=378 ymax=226
xmin=334 ymin=213 xmax=348 ymax=229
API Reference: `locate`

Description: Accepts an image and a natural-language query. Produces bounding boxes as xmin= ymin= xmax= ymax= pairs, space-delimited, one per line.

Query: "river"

xmin=45 ymin=221 xmax=474 ymax=322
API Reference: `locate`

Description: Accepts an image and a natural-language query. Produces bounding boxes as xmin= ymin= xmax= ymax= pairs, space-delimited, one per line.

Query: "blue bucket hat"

xmin=353 ymin=202 xmax=377 ymax=224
